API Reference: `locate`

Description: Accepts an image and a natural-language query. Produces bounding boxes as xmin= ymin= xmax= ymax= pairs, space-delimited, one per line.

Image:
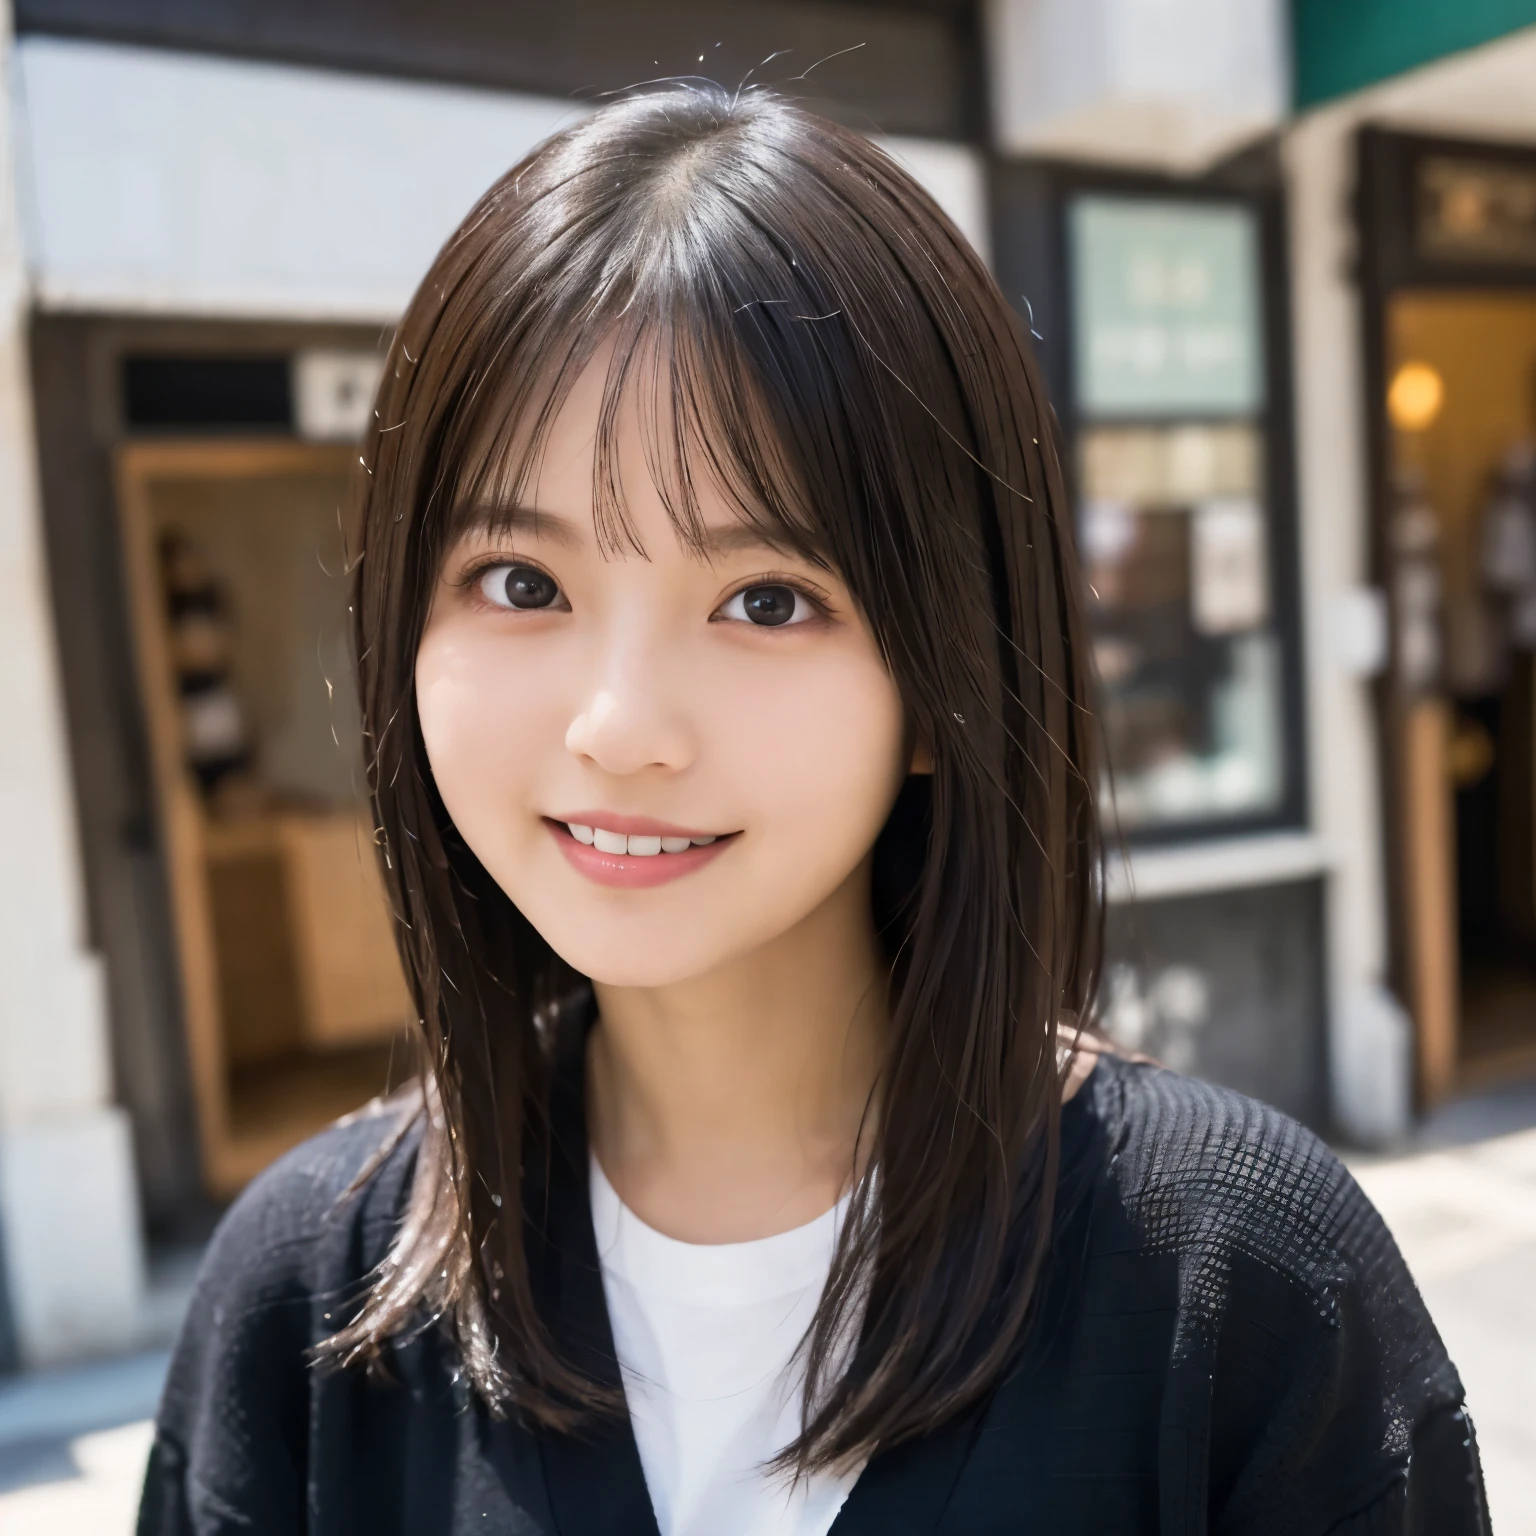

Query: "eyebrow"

xmin=695 ymin=521 xmax=806 ymax=560
xmin=455 ymin=504 xmax=585 ymax=549
xmin=458 ymin=503 xmax=818 ymax=564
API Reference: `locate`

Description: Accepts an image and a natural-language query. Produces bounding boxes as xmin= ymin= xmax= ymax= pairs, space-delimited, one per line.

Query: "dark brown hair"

xmin=324 ymin=83 xmax=1102 ymax=1472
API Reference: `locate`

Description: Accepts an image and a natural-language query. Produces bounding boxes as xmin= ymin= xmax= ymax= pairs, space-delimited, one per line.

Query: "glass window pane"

xmin=1069 ymin=192 xmax=1288 ymax=834
xmin=1081 ymin=423 xmax=1284 ymax=828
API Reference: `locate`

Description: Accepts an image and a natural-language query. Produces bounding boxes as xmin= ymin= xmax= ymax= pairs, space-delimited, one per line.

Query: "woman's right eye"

xmin=478 ymin=563 xmax=563 ymax=611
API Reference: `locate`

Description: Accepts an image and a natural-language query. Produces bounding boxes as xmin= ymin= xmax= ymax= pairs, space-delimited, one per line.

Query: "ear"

xmin=909 ymin=737 xmax=933 ymax=775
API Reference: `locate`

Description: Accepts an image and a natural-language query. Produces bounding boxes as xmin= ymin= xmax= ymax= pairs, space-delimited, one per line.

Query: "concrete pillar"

xmin=0 ymin=0 xmax=145 ymax=1365
xmin=1282 ymin=105 xmax=1410 ymax=1144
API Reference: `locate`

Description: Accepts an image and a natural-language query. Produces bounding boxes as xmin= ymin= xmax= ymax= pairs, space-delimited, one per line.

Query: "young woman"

xmin=139 ymin=88 xmax=1487 ymax=1535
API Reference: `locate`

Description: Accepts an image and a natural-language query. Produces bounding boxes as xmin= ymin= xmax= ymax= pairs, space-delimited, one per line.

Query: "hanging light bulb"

xmin=1387 ymin=361 xmax=1445 ymax=433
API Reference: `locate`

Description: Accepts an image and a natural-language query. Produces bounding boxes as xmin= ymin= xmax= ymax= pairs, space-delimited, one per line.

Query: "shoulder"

xmin=1086 ymin=1055 xmax=1401 ymax=1304
xmin=1080 ymin=1057 xmax=1476 ymax=1519
xmin=145 ymin=1104 xmax=423 ymax=1527
xmin=189 ymin=1096 xmax=422 ymax=1338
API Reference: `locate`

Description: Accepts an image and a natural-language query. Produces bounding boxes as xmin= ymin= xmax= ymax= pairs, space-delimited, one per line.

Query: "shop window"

xmin=1067 ymin=193 xmax=1291 ymax=834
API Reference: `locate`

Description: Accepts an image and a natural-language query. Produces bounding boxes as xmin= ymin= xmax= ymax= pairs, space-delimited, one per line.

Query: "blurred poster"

xmin=1191 ymin=498 xmax=1268 ymax=635
xmin=1069 ymin=196 xmax=1264 ymax=417
xmin=1081 ymin=423 xmax=1260 ymax=502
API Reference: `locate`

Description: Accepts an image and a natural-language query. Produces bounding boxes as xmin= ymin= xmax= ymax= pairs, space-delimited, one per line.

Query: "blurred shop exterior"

xmin=3 ymin=0 xmax=1536 ymax=1370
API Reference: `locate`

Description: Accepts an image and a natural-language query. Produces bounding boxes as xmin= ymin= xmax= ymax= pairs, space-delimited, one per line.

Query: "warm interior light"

xmin=1388 ymin=361 xmax=1445 ymax=432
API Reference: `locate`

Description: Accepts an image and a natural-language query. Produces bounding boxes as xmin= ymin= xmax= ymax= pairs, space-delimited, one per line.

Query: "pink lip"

xmin=551 ymin=810 xmax=725 ymax=840
xmin=545 ymin=817 xmax=737 ymax=889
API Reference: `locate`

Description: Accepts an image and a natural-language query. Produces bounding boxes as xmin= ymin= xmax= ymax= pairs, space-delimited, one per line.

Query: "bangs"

xmin=442 ymin=251 xmax=851 ymax=583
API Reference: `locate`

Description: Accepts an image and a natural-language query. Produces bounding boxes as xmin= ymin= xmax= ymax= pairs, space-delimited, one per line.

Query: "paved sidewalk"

xmin=0 ymin=1246 xmax=194 ymax=1533
xmin=0 ymin=1420 xmax=156 ymax=1535
xmin=0 ymin=1352 xmax=165 ymax=1534
xmin=1348 ymin=1079 xmax=1536 ymax=1535
xmin=1 ymin=1083 xmax=1532 ymax=1533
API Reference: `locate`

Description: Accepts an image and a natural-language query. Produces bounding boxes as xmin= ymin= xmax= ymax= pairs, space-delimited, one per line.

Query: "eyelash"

xmin=713 ymin=573 xmax=834 ymax=626
xmin=458 ymin=556 xmax=834 ymax=625
xmin=460 ymin=554 xmax=563 ymax=611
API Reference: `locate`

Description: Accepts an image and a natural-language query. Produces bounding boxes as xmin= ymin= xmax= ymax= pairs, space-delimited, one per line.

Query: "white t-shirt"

xmin=590 ymin=1155 xmax=865 ymax=1536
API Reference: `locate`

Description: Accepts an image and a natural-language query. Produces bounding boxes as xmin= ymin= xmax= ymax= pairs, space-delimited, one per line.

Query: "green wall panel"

xmin=1293 ymin=0 xmax=1536 ymax=107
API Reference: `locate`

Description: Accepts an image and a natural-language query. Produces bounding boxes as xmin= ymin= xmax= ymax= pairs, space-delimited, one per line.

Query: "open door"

xmin=1360 ymin=129 xmax=1536 ymax=1102
xmin=116 ymin=439 xmax=411 ymax=1195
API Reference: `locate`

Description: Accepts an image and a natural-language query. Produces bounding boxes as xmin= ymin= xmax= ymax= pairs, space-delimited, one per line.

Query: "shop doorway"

xmin=1361 ymin=130 xmax=1536 ymax=1103
xmin=116 ymin=438 xmax=410 ymax=1196
xmin=31 ymin=320 xmax=414 ymax=1222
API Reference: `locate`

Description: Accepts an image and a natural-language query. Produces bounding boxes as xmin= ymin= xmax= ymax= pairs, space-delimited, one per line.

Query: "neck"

xmin=586 ymin=861 xmax=886 ymax=1244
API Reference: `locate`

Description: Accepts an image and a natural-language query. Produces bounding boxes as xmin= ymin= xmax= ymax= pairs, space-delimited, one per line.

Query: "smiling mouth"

xmin=545 ymin=816 xmax=739 ymax=888
xmin=563 ymin=821 xmax=721 ymax=857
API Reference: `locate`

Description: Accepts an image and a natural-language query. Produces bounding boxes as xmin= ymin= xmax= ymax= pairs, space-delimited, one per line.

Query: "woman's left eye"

xmin=478 ymin=563 xmax=563 ymax=611
xmin=718 ymin=584 xmax=814 ymax=627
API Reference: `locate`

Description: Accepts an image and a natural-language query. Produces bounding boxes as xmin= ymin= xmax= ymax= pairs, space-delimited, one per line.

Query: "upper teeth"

xmin=568 ymin=824 xmax=718 ymax=856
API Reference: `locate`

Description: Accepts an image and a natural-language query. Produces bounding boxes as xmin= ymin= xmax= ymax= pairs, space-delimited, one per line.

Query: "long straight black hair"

xmin=323 ymin=83 xmax=1102 ymax=1473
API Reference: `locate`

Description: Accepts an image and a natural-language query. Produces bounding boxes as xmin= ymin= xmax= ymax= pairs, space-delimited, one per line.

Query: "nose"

xmin=564 ymin=635 xmax=696 ymax=776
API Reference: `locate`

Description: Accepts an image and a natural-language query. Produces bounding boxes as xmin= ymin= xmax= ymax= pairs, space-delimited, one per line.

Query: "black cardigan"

xmin=138 ymin=1053 xmax=1489 ymax=1535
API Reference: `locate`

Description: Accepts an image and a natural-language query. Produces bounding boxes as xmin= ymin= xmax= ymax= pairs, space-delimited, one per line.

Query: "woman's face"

xmin=415 ymin=356 xmax=911 ymax=988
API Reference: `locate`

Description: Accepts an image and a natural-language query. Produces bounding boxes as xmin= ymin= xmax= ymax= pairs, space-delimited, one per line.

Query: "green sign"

xmin=1293 ymin=0 xmax=1536 ymax=109
xmin=1069 ymin=196 xmax=1264 ymax=419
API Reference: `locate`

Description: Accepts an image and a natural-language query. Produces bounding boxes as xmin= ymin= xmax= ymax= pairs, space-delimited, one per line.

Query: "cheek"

xmin=414 ymin=624 xmax=554 ymax=835
xmin=709 ymin=644 xmax=908 ymax=861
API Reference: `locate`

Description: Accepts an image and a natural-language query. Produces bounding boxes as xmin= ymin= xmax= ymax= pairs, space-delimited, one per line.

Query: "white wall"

xmin=12 ymin=37 xmax=586 ymax=322
xmin=986 ymin=0 xmax=1289 ymax=172
xmin=0 ymin=3 xmax=143 ymax=1364
xmin=12 ymin=38 xmax=995 ymax=323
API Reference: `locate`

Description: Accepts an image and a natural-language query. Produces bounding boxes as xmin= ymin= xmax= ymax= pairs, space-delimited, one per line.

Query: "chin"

xmin=521 ymin=882 xmax=799 ymax=988
xmin=540 ymin=925 xmax=738 ymax=989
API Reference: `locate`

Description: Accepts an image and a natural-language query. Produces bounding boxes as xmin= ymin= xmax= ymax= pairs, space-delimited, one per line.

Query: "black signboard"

xmin=1419 ymin=155 xmax=1536 ymax=268
xmin=1360 ymin=127 xmax=1536 ymax=289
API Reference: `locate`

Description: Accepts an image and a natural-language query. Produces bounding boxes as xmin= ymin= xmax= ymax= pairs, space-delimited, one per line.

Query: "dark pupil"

xmin=503 ymin=566 xmax=557 ymax=609
xmin=743 ymin=585 xmax=797 ymax=626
